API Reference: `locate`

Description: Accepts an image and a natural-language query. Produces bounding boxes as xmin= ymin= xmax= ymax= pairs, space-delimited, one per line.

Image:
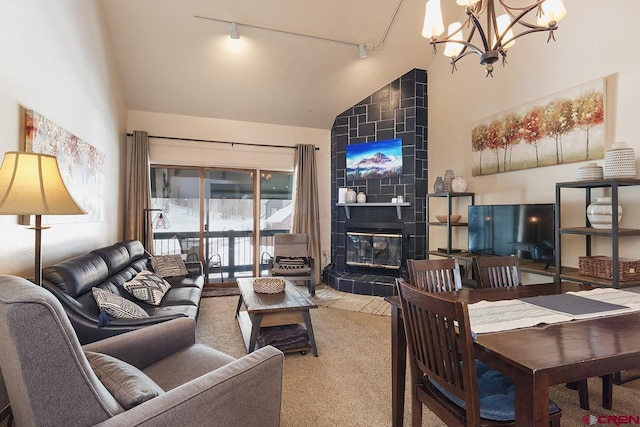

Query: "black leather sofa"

xmin=42 ymin=240 xmax=204 ymax=344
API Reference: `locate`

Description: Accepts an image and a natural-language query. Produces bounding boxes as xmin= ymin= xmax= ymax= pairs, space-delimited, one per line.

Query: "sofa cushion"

xmin=117 ymin=240 xmax=146 ymax=261
xmin=123 ymin=271 xmax=172 ymax=306
xmin=85 ymin=351 xmax=164 ymax=409
xmin=43 ymin=254 xmax=109 ymax=298
xmin=92 ymin=287 xmax=149 ymax=319
xmin=91 ymin=244 xmax=133 ymax=276
xmin=151 ymin=255 xmax=188 ymax=278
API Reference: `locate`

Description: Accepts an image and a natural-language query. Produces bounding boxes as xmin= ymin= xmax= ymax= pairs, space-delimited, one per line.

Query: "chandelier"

xmin=422 ymin=0 xmax=567 ymax=76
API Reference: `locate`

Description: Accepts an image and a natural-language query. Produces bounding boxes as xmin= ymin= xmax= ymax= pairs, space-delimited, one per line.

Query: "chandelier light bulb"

xmin=421 ymin=0 xmax=444 ymax=39
xmin=443 ymin=22 xmax=464 ymax=58
xmin=496 ymin=14 xmax=515 ymax=50
xmin=537 ymin=0 xmax=567 ymax=26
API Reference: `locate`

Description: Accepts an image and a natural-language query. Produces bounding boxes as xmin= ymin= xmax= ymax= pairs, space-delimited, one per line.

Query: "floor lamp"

xmin=0 ymin=152 xmax=86 ymax=286
xmin=142 ymin=208 xmax=170 ymax=253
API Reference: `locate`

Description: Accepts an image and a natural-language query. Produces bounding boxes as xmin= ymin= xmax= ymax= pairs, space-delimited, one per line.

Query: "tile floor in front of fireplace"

xmin=325 ymin=269 xmax=398 ymax=297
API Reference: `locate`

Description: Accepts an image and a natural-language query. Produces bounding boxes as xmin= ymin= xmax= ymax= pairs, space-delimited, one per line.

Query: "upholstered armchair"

xmin=267 ymin=233 xmax=315 ymax=295
xmin=0 ymin=275 xmax=284 ymax=426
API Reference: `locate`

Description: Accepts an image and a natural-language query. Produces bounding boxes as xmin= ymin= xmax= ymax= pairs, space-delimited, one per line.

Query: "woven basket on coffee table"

xmin=253 ymin=277 xmax=286 ymax=294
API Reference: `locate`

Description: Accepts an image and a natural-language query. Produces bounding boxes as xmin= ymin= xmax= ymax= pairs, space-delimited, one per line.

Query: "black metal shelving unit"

xmin=426 ymin=192 xmax=475 ymax=258
xmin=555 ymin=178 xmax=640 ymax=288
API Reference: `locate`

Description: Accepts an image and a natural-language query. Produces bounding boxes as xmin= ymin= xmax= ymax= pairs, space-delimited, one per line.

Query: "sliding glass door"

xmin=150 ymin=166 xmax=291 ymax=283
xmin=259 ymin=172 xmax=293 ymax=275
xmin=204 ymin=169 xmax=254 ymax=280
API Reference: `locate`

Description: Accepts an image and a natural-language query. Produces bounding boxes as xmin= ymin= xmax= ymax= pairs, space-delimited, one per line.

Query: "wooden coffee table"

xmin=235 ymin=277 xmax=318 ymax=356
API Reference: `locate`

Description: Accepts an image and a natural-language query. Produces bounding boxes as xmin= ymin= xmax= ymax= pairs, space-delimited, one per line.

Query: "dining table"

xmin=385 ymin=282 xmax=640 ymax=427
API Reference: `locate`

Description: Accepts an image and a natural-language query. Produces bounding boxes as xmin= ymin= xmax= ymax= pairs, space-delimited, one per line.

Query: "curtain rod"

xmin=126 ymin=133 xmax=319 ymax=151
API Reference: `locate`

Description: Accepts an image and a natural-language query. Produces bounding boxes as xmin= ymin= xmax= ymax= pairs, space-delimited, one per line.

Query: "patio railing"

xmin=152 ymin=229 xmax=288 ymax=282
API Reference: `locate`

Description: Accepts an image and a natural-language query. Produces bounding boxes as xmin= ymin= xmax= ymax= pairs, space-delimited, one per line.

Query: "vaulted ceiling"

xmin=100 ymin=0 xmax=455 ymax=129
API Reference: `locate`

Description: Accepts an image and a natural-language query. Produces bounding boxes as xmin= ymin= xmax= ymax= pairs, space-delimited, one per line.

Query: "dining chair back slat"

xmin=407 ymin=258 xmax=462 ymax=292
xmin=472 ymin=255 xmax=521 ymax=289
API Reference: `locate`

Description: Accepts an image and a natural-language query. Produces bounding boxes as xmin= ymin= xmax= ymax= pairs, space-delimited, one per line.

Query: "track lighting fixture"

xmin=358 ymin=44 xmax=368 ymax=59
xmin=230 ymin=22 xmax=240 ymax=39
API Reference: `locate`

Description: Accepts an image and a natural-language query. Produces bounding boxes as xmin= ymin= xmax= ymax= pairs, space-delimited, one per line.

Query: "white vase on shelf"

xmin=356 ymin=192 xmax=367 ymax=203
xmin=345 ymin=188 xmax=357 ymax=203
xmin=586 ymin=197 xmax=622 ymax=229
xmin=451 ymin=176 xmax=467 ymax=193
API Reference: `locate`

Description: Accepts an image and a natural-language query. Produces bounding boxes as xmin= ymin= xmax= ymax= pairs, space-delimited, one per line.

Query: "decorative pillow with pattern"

xmin=92 ymin=287 xmax=149 ymax=319
xmin=123 ymin=270 xmax=172 ymax=306
xmin=85 ymin=351 xmax=164 ymax=409
xmin=150 ymin=254 xmax=189 ymax=278
xmin=276 ymin=256 xmax=308 ymax=269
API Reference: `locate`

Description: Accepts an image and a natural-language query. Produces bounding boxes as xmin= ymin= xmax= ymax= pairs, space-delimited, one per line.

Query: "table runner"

xmin=468 ymin=288 xmax=640 ymax=335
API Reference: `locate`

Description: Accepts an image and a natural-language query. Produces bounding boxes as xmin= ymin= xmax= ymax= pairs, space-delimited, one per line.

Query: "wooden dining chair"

xmin=472 ymin=255 xmax=522 ymax=289
xmin=406 ymin=258 xmax=462 ymax=293
xmin=472 ymin=255 xmax=611 ymax=411
xmin=396 ymin=280 xmax=562 ymax=426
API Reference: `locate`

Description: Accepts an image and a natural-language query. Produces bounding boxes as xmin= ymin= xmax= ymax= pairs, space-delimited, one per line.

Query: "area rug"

xmin=312 ymin=284 xmax=391 ymax=316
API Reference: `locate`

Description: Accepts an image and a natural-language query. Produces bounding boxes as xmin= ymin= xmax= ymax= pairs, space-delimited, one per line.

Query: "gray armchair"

xmin=0 ymin=275 xmax=284 ymax=427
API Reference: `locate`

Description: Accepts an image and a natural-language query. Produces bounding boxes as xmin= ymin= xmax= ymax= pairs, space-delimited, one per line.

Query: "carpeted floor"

xmin=195 ymin=287 xmax=640 ymax=427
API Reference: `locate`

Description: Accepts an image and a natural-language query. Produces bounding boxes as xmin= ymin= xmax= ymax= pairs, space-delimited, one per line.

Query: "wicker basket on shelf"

xmin=253 ymin=277 xmax=286 ymax=294
xmin=578 ymin=256 xmax=640 ymax=281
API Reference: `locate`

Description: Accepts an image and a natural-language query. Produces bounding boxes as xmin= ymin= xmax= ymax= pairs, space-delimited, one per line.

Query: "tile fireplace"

xmin=327 ymin=69 xmax=428 ymax=297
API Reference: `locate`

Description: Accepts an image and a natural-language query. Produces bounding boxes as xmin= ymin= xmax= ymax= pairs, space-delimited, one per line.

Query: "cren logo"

xmin=583 ymin=414 xmax=598 ymax=425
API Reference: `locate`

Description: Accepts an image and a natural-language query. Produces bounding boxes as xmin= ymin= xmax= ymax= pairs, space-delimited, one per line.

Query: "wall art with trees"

xmin=471 ymin=78 xmax=605 ymax=176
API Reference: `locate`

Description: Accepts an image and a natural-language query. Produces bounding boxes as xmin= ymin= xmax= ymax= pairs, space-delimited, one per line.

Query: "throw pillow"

xmin=92 ymin=287 xmax=149 ymax=319
xmin=276 ymin=256 xmax=308 ymax=269
xmin=85 ymin=351 xmax=164 ymax=410
xmin=123 ymin=270 xmax=172 ymax=306
xmin=150 ymin=254 xmax=188 ymax=278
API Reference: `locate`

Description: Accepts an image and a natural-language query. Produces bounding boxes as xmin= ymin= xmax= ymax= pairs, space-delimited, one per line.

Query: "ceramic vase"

xmin=451 ymin=176 xmax=467 ymax=193
xmin=604 ymin=142 xmax=636 ymax=178
xmin=345 ymin=188 xmax=357 ymax=203
xmin=338 ymin=187 xmax=348 ymax=203
xmin=587 ymin=197 xmax=622 ymax=229
xmin=443 ymin=169 xmax=455 ymax=192
xmin=356 ymin=192 xmax=367 ymax=203
xmin=434 ymin=176 xmax=445 ymax=193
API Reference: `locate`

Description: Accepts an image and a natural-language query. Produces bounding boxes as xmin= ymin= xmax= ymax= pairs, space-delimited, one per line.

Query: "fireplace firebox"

xmin=346 ymin=231 xmax=402 ymax=271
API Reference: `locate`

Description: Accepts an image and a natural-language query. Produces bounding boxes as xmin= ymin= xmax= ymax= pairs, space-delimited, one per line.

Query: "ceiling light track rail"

xmin=126 ymin=133 xmax=319 ymax=151
xmin=194 ymin=0 xmax=403 ymax=56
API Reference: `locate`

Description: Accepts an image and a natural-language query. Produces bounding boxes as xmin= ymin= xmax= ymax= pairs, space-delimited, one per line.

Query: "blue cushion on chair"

xmin=430 ymin=360 xmax=560 ymax=422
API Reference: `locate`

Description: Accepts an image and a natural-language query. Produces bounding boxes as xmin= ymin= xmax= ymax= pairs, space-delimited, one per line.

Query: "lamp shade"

xmin=0 ymin=151 xmax=85 ymax=215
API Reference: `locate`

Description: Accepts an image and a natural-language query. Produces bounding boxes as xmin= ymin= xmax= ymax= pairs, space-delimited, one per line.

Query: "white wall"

xmin=0 ymin=0 xmax=127 ymax=277
xmin=428 ymin=0 xmax=640 ymax=269
xmin=127 ymin=110 xmax=332 ymax=263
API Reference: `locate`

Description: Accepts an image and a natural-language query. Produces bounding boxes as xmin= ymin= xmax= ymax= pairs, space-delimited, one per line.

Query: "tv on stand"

xmin=467 ymin=203 xmax=555 ymax=266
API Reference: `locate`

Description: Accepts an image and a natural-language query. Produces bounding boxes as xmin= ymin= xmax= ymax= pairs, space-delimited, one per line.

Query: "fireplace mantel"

xmin=336 ymin=202 xmax=411 ymax=220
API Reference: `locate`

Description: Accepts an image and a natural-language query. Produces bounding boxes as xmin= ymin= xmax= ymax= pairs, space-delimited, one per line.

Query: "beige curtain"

xmin=124 ymin=130 xmax=153 ymax=252
xmin=291 ymin=144 xmax=321 ymax=284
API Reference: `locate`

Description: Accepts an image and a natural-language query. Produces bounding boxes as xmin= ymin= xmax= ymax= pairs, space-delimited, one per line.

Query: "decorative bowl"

xmin=436 ymin=214 xmax=461 ymax=223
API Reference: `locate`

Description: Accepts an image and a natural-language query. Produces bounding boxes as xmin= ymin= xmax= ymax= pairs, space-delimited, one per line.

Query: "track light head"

xmin=230 ymin=22 xmax=240 ymax=39
xmin=358 ymin=44 xmax=367 ymax=59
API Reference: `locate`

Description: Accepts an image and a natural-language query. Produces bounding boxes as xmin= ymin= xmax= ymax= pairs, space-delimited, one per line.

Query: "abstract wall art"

xmin=24 ymin=109 xmax=105 ymax=223
xmin=471 ymin=79 xmax=605 ymax=176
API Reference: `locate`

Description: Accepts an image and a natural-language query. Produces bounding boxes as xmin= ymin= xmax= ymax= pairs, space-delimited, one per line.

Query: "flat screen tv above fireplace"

xmin=468 ymin=203 xmax=555 ymax=263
